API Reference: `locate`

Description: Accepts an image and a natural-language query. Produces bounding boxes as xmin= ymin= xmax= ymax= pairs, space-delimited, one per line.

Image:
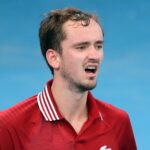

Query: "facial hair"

xmin=60 ymin=65 xmax=97 ymax=93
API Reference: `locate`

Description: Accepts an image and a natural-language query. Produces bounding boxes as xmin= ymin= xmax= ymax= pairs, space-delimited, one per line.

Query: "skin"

xmin=46 ymin=19 xmax=104 ymax=133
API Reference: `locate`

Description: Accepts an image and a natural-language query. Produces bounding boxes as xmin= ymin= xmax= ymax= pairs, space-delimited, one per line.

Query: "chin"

xmin=78 ymin=81 xmax=97 ymax=92
xmin=86 ymin=83 xmax=97 ymax=90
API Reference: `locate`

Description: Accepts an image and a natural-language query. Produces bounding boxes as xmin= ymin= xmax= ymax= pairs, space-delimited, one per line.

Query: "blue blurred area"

xmin=0 ymin=1 xmax=150 ymax=149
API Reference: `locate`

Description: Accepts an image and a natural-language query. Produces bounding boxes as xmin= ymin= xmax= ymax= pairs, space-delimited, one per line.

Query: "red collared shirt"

xmin=0 ymin=80 xmax=137 ymax=150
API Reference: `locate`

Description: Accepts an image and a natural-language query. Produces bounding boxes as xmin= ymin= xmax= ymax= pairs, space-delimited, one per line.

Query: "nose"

xmin=87 ymin=46 xmax=103 ymax=62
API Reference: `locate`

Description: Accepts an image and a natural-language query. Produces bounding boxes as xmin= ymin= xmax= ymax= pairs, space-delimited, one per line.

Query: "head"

xmin=39 ymin=8 xmax=103 ymax=75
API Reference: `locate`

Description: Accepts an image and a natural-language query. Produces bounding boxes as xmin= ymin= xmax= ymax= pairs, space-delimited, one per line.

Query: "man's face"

xmin=58 ymin=19 xmax=104 ymax=92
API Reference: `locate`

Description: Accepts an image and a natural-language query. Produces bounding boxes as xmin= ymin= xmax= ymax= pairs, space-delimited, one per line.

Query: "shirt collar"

xmin=37 ymin=80 xmax=63 ymax=121
xmin=87 ymin=92 xmax=104 ymax=121
xmin=37 ymin=80 xmax=103 ymax=122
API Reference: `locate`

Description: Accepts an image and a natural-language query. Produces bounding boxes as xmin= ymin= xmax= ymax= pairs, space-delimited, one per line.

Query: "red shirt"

xmin=0 ymin=80 xmax=137 ymax=150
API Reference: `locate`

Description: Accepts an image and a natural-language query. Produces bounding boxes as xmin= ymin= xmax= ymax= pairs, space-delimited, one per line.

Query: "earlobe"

xmin=46 ymin=49 xmax=60 ymax=69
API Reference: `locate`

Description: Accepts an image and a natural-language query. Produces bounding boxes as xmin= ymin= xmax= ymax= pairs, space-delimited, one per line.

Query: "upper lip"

xmin=85 ymin=63 xmax=98 ymax=68
xmin=84 ymin=64 xmax=98 ymax=73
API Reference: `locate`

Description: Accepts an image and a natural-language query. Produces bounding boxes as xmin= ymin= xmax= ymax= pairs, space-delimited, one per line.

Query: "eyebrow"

xmin=96 ymin=40 xmax=104 ymax=44
xmin=73 ymin=40 xmax=104 ymax=47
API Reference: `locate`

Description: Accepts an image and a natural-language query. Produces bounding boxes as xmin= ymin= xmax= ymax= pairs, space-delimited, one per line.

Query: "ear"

xmin=46 ymin=49 xmax=60 ymax=70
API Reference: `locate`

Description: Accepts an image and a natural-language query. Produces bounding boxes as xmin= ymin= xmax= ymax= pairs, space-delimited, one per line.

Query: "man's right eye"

xmin=76 ymin=45 xmax=86 ymax=50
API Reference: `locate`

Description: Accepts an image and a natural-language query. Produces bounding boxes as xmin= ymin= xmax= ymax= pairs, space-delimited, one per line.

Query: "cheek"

xmin=99 ymin=50 xmax=104 ymax=62
xmin=61 ymin=56 xmax=77 ymax=71
xmin=69 ymin=59 xmax=81 ymax=72
xmin=61 ymin=51 xmax=84 ymax=72
xmin=69 ymin=59 xmax=83 ymax=76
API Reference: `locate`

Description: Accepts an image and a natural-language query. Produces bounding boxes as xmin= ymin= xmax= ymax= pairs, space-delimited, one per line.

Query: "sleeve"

xmin=0 ymin=123 xmax=15 ymax=150
xmin=120 ymin=113 xmax=137 ymax=150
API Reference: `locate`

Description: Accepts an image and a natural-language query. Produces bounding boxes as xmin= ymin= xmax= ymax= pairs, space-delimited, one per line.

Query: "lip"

xmin=84 ymin=65 xmax=98 ymax=78
xmin=85 ymin=63 xmax=98 ymax=69
xmin=85 ymin=71 xmax=97 ymax=77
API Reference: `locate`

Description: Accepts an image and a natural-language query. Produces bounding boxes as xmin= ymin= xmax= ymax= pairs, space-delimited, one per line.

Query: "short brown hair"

xmin=39 ymin=8 xmax=102 ymax=75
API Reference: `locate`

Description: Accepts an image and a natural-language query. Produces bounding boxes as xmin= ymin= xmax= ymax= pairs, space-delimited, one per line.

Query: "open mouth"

xmin=85 ymin=66 xmax=97 ymax=74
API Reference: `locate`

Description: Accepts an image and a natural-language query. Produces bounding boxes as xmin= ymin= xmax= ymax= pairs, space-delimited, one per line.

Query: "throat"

xmin=67 ymin=113 xmax=88 ymax=134
xmin=51 ymin=79 xmax=89 ymax=133
xmin=63 ymin=101 xmax=88 ymax=134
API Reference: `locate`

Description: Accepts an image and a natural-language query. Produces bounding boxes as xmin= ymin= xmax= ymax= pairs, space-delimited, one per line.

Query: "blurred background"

xmin=0 ymin=0 xmax=150 ymax=149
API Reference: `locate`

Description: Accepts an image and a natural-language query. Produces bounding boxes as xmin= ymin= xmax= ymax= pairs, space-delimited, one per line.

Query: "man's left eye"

xmin=97 ymin=45 xmax=103 ymax=49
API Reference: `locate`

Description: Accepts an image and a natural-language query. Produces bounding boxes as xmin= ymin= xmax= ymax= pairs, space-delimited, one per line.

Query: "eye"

xmin=96 ymin=44 xmax=103 ymax=50
xmin=76 ymin=45 xmax=87 ymax=50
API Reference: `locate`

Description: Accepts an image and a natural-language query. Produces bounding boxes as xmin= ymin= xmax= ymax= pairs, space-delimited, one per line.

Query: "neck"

xmin=51 ymin=77 xmax=88 ymax=133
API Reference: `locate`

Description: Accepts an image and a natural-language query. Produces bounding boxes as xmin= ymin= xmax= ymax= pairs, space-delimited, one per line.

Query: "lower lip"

xmin=85 ymin=72 xmax=97 ymax=78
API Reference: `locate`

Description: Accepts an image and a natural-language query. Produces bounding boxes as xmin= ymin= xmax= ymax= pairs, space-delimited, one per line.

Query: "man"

xmin=0 ymin=8 xmax=137 ymax=150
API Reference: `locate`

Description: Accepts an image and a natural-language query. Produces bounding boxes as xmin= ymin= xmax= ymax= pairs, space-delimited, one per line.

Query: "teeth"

xmin=86 ymin=66 xmax=96 ymax=69
xmin=85 ymin=66 xmax=97 ymax=73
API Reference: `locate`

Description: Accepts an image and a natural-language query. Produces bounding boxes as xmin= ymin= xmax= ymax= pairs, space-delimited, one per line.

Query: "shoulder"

xmin=93 ymin=96 xmax=137 ymax=148
xmin=93 ymin=97 xmax=136 ymax=144
xmin=0 ymin=95 xmax=40 ymax=129
xmin=94 ymin=97 xmax=130 ymax=125
xmin=0 ymin=95 xmax=43 ymax=149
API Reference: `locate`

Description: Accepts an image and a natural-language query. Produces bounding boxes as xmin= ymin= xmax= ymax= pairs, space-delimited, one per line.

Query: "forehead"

xmin=62 ymin=19 xmax=103 ymax=41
